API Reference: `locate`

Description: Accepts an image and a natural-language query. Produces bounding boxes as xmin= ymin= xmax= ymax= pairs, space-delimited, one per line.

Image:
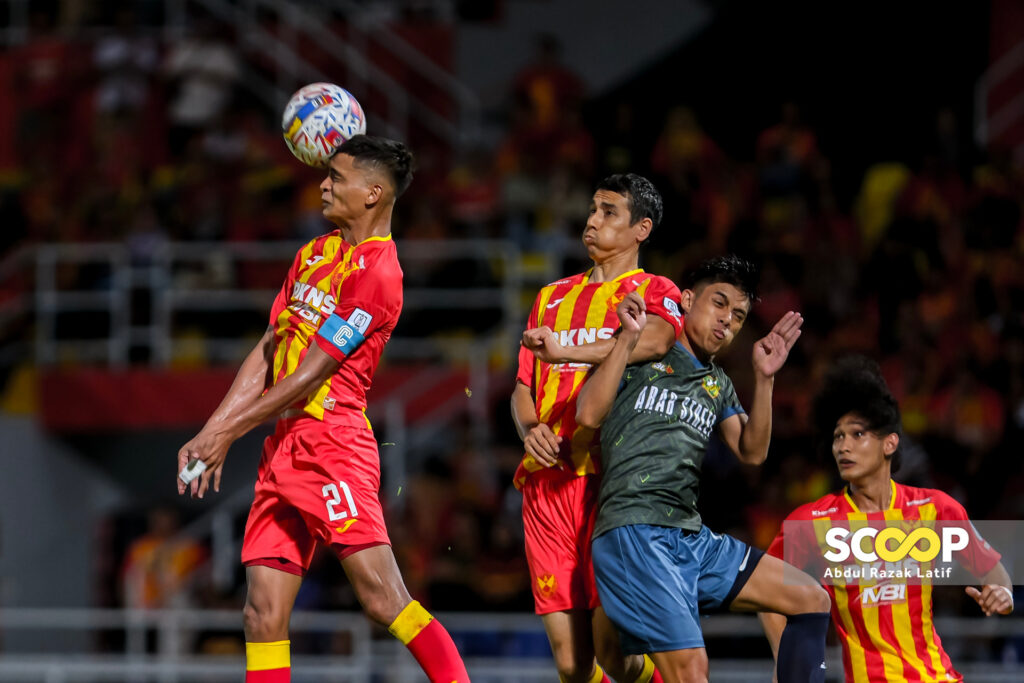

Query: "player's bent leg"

xmin=243 ymin=564 xmax=304 ymax=683
xmin=728 ymin=553 xmax=830 ymax=615
xmin=342 ymin=544 xmax=470 ymax=683
xmin=728 ymin=553 xmax=829 ymax=683
xmin=591 ymin=607 xmax=656 ymax=683
xmin=542 ymin=610 xmax=608 ymax=683
xmin=649 ymin=648 xmax=708 ymax=683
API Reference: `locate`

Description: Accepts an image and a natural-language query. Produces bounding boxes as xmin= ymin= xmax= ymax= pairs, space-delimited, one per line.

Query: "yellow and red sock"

xmin=634 ymin=654 xmax=662 ymax=683
xmin=388 ymin=600 xmax=469 ymax=682
xmin=245 ymin=640 xmax=290 ymax=682
xmin=560 ymin=664 xmax=610 ymax=683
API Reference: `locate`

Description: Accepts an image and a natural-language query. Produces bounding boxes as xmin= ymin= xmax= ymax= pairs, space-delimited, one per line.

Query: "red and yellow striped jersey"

xmin=268 ymin=230 xmax=402 ymax=428
xmin=514 ymin=269 xmax=683 ymax=487
xmin=767 ymin=480 xmax=1001 ymax=683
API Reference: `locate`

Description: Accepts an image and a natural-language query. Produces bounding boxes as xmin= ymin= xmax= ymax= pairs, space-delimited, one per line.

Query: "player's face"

xmin=582 ymin=190 xmax=651 ymax=263
xmin=680 ymin=282 xmax=749 ymax=357
xmin=832 ymin=413 xmax=898 ymax=483
xmin=320 ymin=153 xmax=376 ymax=225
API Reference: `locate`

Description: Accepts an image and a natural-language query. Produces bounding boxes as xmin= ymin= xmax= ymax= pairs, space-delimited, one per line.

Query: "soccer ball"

xmin=281 ymin=83 xmax=367 ymax=168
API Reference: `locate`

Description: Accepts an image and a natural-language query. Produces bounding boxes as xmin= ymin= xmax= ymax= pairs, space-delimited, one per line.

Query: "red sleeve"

xmin=515 ymin=294 xmax=543 ymax=388
xmin=766 ymin=507 xmax=817 ymax=574
xmin=313 ymin=265 xmax=397 ymax=363
xmin=933 ymin=492 xmax=1002 ymax=577
xmin=641 ymin=276 xmax=683 ymax=337
xmin=268 ymin=247 xmax=306 ymax=323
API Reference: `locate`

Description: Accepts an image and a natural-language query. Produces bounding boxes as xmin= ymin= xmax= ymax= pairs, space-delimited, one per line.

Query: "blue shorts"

xmin=592 ymin=524 xmax=763 ymax=654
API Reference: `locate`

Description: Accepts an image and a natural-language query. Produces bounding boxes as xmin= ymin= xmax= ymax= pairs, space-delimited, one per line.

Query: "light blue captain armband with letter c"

xmin=317 ymin=307 xmax=374 ymax=356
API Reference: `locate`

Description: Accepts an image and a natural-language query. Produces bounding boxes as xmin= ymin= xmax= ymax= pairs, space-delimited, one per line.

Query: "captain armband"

xmin=318 ymin=307 xmax=374 ymax=356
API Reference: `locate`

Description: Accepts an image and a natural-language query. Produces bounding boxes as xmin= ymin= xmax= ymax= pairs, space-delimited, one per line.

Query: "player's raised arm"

xmin=576 ymin=293 xmax=646 ymax=429
xmin=718 ymin=311 xmax=803 ymax=465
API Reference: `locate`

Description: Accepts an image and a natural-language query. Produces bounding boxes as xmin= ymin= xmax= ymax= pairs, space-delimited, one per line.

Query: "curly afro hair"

xmin=812 ymin=355 xmax=902 ymax=473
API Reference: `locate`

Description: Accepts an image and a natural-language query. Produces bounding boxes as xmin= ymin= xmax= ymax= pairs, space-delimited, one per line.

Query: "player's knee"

xmin=554 ymin=659 xmax=595 ymax=683
xmin=679 ymin=653 xmax=709 ymax=683
xmin=802 ymin=583 xmax=831 ymax=614
xmin=359 ymin=592 xmax=406 ymax=627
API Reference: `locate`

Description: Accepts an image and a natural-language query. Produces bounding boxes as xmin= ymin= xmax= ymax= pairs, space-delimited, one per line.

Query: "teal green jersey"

xmin=593 ymin=342 xmax=745 ymax=538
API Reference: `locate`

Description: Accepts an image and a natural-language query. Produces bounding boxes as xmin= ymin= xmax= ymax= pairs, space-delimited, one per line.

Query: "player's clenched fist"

xmin=523 ymin=423 xmax=563 ymax=468
xmin=522 ymin=325 xmax=569 ymax=364
xmin=616 ymin=292 xmax=647 ymax=338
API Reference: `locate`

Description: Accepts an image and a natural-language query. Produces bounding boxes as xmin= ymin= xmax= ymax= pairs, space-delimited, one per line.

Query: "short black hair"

xmin=682 ymin=254 xmax=760 ymax=304
xmin=595 ymin=173 xmax=664 ymax=232
xmin=812 ymin=355 xmax=902 ymax=473
xmin=336 ymin=135 xmax=415 ymax=198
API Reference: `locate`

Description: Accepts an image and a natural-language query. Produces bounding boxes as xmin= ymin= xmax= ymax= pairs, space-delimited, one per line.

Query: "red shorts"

xmin=241 ymin=415 xmax=390 ymax=575
xmin=521 ymin=469 xmax=600 ymax=614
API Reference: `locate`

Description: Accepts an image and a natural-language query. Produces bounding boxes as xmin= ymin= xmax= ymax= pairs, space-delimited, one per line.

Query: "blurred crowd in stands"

xmin=2 ymin=5 xmax=1023 ymax=660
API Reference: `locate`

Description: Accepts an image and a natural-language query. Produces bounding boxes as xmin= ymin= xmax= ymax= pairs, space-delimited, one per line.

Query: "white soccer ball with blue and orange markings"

xmin=281 ymin=83 xmax=367 ymax=168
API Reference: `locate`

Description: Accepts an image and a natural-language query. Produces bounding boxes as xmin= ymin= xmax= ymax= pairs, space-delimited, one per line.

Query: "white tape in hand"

xmin=178 ymin=458 xmax=208 ymax=484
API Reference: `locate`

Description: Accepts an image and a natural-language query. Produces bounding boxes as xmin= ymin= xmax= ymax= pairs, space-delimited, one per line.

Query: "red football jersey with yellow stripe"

xmin=767 ymin=480 xmax=1001 ymax=683
xmin=514 ymin=269 xmax=683 ymax=487
xmin=268 ymin=230 xmax=402 ymax=428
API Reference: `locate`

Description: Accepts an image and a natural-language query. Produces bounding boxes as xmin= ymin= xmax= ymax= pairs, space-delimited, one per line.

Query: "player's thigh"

xmin=291 ymin=424 xmax=391 ymax=552
xmin=340 ymin=544 xmax=413 ymax=625
xmin=541 ymin=609 xmax=599 ymax=677
xmin=728 ymin=552 xmax=830 ymax=615
xmin=650 ymin=648 xmax=709 ymax=683
xmin=521 ymin=472 xmax=600 ymax=614
xmin=692 ymin=528 xmax=763 ymax=613
xmin=241 ymin=430 xmax=318 ymax=571
xmin=592 ymin=525 xmax=705 ymax=655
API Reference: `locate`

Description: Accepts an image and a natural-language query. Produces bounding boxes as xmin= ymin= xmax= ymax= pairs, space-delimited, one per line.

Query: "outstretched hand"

xmin=752 ymin=311 xmax=803 ymax=379
xmin=966 ymin=585 xmax=1014 ymax=616
xmin=617 ymin=292 xmax=647 ymax=338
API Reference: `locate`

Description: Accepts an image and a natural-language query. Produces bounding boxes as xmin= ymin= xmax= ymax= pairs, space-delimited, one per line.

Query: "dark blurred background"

xmin=0 ymin=0 xmax=1022 ymax=679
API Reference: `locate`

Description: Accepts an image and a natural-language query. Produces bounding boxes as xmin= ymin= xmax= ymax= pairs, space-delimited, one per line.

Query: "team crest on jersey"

xmin=652 ymin=362 xmax=674 ymax=374
xmin=701 ymin=375 xmax=720 ymax=398
xmin=536 ymin=573 xmax=557 ymax=598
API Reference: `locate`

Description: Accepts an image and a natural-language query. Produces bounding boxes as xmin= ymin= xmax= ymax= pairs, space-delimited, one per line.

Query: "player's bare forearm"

xmin=554 ymin=316 xmax=676 ymax=365
xmin=217 ymin=342 xmax=340 ymax=441
xmin=737 ymin=374 xmax=774 ymax=464
xmin=511 ymin=380 xmax=561 ymax=467
xmin=202 ymin=327 xmax=275 ymax=428
xmin=511 ymin=381 xmax=539 ymax=440
xmin=576 ymin=333 xmax=635 ymax=429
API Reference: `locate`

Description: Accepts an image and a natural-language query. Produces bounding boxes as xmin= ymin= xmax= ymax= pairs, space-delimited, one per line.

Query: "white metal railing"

xmin=31 ymin=239 xmax=523 ymax=368
xmin=1 ymin=609 xmax=1022 ymax=682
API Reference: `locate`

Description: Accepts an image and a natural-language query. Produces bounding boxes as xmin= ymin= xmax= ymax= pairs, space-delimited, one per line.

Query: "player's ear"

xmin=680 ymin=289 xmax=694 ymax=313
xmin=365 ymin=182 xmax=384 ymax=207
xmin=882 ymin=432 xmax=899 ymax=456
xmin=634 ymin=217 xmax=653 ymax=243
